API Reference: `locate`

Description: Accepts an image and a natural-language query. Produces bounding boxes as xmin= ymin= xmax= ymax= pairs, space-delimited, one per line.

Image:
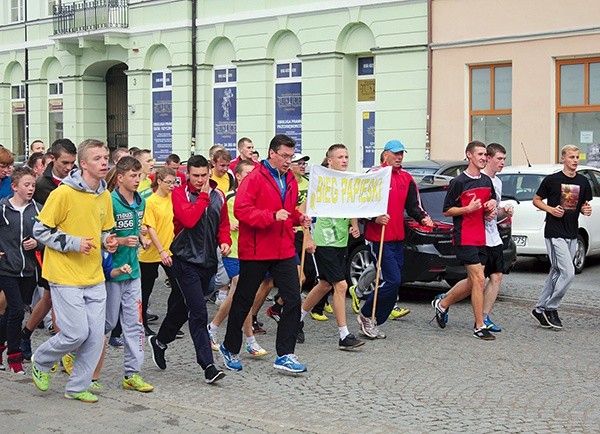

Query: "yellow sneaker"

xmin=324 ymin=303 xmax=334 ymax=314
xmin=62 ymin=353 xmax=75 ymax=375
xmin=64 ymin=390 xmax=98 ymax=403
xmin=50 ymin=362 xmax=58 ymax=374
xmin=389 ymin=305 xmax=411 ymax=320
xmin=349 ymin=286 xmax=361 ymax=314
xmin=310 ymin=312 xmax=328 ymax=321
xmin=123 ymin=374 xmax=154 ymax=393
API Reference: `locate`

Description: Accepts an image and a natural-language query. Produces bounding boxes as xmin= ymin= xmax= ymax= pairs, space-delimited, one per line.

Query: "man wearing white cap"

xmin=356 ymin=140 xmax=433 ymax=339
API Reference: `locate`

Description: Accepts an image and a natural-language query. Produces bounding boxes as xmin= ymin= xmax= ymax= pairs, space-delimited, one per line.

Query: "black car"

xmin=346 ymin=182 xmax=517 ymax=289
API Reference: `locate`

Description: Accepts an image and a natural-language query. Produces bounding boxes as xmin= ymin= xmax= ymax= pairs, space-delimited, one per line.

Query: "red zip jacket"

xmin=234 ymin=162 xmax=301 ymax=260
xmin=171 ymin=179 xmax=231 ymax=267
xmin=364 ymin=164 xmax=427 ymax=242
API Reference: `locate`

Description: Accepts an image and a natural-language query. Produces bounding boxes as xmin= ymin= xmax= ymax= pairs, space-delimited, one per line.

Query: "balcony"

xmin=53 ymin=0 xmax=129 ymax=36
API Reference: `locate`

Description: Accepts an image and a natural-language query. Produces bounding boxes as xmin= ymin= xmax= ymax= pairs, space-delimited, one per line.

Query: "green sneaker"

xmin=31 ymin=355 xmax=50 ymax=392
xmin=349 ymin=285 xmax=361 ymax=314
xmin=88 ymin=380 xmax=103 ymax=391
xmin=123 ymin=374 xmax=154 ymax=393
xmin=64 ymin=390 xmax=99 ymax=403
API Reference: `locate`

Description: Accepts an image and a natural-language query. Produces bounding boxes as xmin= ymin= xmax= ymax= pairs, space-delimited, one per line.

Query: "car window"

xmin=409 ymin=189 xmax=451 ymax=223
xmin=404 ymin=167 xmax=438 ymax=176
xmin=498 ymin=173 xmax=545 ymax=201
xmin=578 ymin=169 xmax=600 ymax=197
xmin=440 ymin=164 xmax=467 ymax=178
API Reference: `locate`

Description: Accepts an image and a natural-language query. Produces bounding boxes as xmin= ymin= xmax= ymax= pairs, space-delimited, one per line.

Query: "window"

xmin=11 ymin=84 xmax=26 ymax=160
xmin=11 ymin=0 xmax=24 ymax=22
xmin=49 ymin=81 xmax=64 ymax=142
xmin=213 ymin=66 xmax=237 ymax=157
xmin=275 ymin=61 xmax=302 ymax=151
xmin=557 ymin=58 xmax=600 ymax=167
xmin=470 ymin=64 xmax=512 ymax=163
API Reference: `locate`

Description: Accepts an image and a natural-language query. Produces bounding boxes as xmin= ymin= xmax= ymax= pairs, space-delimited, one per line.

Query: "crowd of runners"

xmin=0 ymin=135 xmax=589 ymax=403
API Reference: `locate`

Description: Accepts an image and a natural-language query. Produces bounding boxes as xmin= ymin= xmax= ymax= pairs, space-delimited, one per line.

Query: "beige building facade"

xmin=430 ymin=0 xmax=600 ymax=166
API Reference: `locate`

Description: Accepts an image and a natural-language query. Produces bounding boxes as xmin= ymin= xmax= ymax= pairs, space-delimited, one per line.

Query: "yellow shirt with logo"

xmin=211 ymin=172 xmax=231 ymax=194
xmin=139 ymin=193 xmax=174 ymax=263
xmin=37 ymin=185 xmax=115 ymax=286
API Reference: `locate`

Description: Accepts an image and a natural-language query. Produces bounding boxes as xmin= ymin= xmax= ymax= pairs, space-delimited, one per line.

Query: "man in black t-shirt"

xmin=531 ymin=145 xmax=592 ymax=330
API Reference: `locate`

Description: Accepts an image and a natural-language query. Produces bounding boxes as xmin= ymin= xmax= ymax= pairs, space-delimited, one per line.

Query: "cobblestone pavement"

xmin=1 ymin=270 xmax=599 ymax=433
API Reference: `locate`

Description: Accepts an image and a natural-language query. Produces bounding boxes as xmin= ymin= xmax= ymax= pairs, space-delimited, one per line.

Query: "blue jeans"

xmin=360 ymin=241 xmax=404 ymax=325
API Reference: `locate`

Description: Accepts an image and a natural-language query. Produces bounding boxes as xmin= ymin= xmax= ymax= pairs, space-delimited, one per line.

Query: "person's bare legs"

xmin=439 ymin=279 xmax=471 ymax=309
xmin=330 ymin=280 xmax=348 ymax=327
xmin=212 ymin=276 xmax=238 ymax=327
xmin=24 ymin=290 xmax=53 ymax=333
xmin=301 ymin=280 xmax=332 ymax=313
xmin=483 ymin=272 xmax=502 ymax=315
xmin=466 ymin=264 xmax=486 ymax=329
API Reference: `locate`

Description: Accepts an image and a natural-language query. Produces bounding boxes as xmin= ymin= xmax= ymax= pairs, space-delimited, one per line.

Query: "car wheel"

xmin=573 ymin=234 xmax=586 ymax=274
xmin=347 ymin=244 xmax=373 ymax=289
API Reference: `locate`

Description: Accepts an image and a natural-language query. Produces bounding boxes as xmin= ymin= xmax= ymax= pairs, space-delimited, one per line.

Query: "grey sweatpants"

xmin=33 ymin=282 xmax=106 ymax=394
xmin=536 ymin=237 xmax=577 ymax=311
xmin=105 ymin=278 xmax=144 ymax=377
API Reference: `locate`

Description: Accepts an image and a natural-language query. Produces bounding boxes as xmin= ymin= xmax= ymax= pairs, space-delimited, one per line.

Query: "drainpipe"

xmin=426 ymin=0 xmax=432 ymax=160
xmin=191 ymin=0 xmax=197 ymax=156
xmin=24 ymin=0 xmax=30 ymax=158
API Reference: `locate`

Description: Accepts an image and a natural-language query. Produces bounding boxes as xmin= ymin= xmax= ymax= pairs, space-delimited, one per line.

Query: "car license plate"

xmin=512 ymin=235 xmax=527 ymax=246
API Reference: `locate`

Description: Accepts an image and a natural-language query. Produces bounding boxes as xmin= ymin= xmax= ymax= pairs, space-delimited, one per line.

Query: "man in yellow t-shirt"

xmin=31 ymin=139 xmax=118 ymax=403
xmin=210 ymin=149 xmax=234 ymax=194
xmin=133 ymin=149 xmax=154 ymax=199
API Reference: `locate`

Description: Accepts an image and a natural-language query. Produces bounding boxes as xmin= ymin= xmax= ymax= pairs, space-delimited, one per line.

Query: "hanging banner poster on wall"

xmin=275 ymin=82 xmax=302 ymax=151
xmin=152 ymin=89 xmax=172 ymax=162
xmin=362 ymin=111 xmax=375 ymax=169
xmin=214 ymin=86 xmax=237 ymax=157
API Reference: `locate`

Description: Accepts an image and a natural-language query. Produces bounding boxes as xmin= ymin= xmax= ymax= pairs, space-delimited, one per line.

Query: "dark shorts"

xmin=455 ymin=245 xmax=487 ymax=266
xmin=484 ymin=244 xmax=505 ymax=277
xmin=222 ymin=257 xmax=240 ymax=279
xmin=315 ymin=246 xmax=347 ymax=284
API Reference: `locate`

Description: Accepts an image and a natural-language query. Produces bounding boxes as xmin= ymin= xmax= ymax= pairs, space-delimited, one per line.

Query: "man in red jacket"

xmin=357 ymin=140 xmax=433 ymax=340
xmin=221 ymin=134 xmax=311 ymax=373
xmin=148 ymin=155 xmax=231 ymax=384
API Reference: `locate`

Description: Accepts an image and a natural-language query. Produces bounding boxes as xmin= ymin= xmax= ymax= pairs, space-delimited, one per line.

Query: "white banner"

xmin=306 ymin=165 xmax=391 ymax=218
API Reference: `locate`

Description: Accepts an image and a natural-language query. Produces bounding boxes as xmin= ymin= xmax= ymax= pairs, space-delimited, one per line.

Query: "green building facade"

xmin=1 ymin=0 xmax=427 ymax=170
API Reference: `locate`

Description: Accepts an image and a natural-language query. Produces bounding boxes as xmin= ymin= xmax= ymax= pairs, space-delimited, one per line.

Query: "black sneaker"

xmin=252 ymin=320 xmax=267 ymax=335
xmin=530 ymin=309 xmax=551 ymax=328
xmin=176 ymin=330 xmax=185 ymax=339
xmin=204 ymin=364 xmax=226 ymax=384
xmin=543 ymin=310 xmax=563 ymax=329
xmin=339 ymin=333 xmax=365 ymax=350
xmin=148 ymin=336 xmax=167 ymax=370
xmin=473 ymin=326 xmax=496 ymax=340
xmin=147 ymin=313 xmax=159 ymax=323
xmin=295 ymin=321 xmax=305 ymax=344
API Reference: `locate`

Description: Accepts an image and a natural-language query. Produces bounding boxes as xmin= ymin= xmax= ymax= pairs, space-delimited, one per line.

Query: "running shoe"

xmin=430 ymin=294 xmax=449 ymax=329
xmin=108 ymin=337 xmax=124 ymax=347
xmin=8 ymin=352 xmax=25 ymax=375
xmin=0 ymin=344 xmax=6 ymax=371
xmin=530 ymin=309 xmax=551 ymax=328
xmin=473 ymin=326 xmax=496 ymax=341
xmin=252 ymin=320 xmax=267 ymax=335
xmin=146 ymin=313 xmax=159 ymax=323
xmin=339 ymin=333 xmax=365 ymax=350
xmin=349 ymin=285 xmax=361 ymax=314
xmin=273 ymin=354 xmax=307 ymax=373
xmin=207 ymin=325 xmax=219 ymax=351
xmin=324 ymin=303 xmax=333 ymax=314
xmin=266 ymin=305 xmax=282 ymax=323
xmin=543 ymin=310 xmax=563 ymax=329
xmin=31 ymin=355 xmax=50 ymax=391
xmin=88 ymin=380 xmax=103 ymax=391
xmin=148 ymin=335 xmax=167 ymax=370
xmin=123 ymin=374 xmax=154 ymax=392
xmin=246 ymin=341 xmax=268 ymax=357
xmin=356 ymin=314 xmax=378 ymax=339
xmin=310 ymin=311 xmax=328 ymax=321
xmin=176 ymin=330 xmax=185 ymax=339
xmin=371 ymin=323 xmax=386 ymax=339
xmin=483 ymin=315 xmax=502 ymax=332
xmin=204 ymin=364 xmax=226 ymax=384
xmin=389 ymin=305 xmax=411 ymax=320
xmin=62 ymin=353 xmax=75 ymax=375
xmin=219 ymin=344 xmax=242 ymax=371
xmin=64 ymin=390 xmax=98 ymax=403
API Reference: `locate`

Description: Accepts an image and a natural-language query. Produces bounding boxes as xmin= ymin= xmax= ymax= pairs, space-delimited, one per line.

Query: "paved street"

xmin=1 ymin=260 xmax=599 ymax=433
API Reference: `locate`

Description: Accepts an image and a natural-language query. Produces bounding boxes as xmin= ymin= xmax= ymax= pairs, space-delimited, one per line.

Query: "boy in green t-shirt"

xmin=300 ymin=144 xmax=364 ymax=350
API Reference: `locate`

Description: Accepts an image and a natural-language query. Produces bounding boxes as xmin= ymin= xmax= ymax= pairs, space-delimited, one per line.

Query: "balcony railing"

xmin=53 ymin=0 xmax=129 ymax=35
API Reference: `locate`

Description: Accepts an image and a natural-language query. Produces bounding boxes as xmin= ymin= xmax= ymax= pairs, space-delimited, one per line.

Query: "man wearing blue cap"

xmin=356 ymin=140 xmax=433 ymax=339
